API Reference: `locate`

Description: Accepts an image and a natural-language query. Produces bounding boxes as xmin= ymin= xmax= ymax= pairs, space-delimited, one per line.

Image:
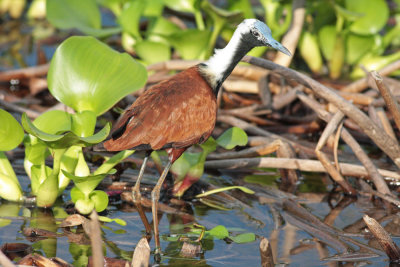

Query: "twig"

xmin=376 ymin=108 xmax=397 ymax=140
xmin=297 ymin=93 xmax=392 ymax=195
xmin=315 ymin=111 xmax=356 ymax=194
xmin=204 ymin=157 xmax=400 ymax=180
xmin=217 ymin=115 xmax=317 ymax=156
xmin=207 ymin=139 xmax=282 ymax=160
xmin=372 ymin=70 xmax=400 ymax=133
xmin=0 ymin=63 xmax=49 ymax=81
xmin=260 ymin=237 xmax=274 ymax=267
xmin=342 ymin=60 xmax=400 ymax=93
xmin=132 ymin=237 xmax=150 ymax=267
xmin=0 ymin=98 xmax=41 ymax=118
xmin=363 ymin=215 xmax=400 ymax=262
xmin=89 ymin=211 xmax=104 ymax=267
xmin=0 ymin=249 xmax=15 ymax=267
xmin=242 ymin=55 xmax=400 ymax=168
xmin=273 ymin=0 xmax=305 ymax=67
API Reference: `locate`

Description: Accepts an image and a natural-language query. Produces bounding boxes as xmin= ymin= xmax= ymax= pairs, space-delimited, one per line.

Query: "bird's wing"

xmin=104 ymin=66 xmax=217 ymax=151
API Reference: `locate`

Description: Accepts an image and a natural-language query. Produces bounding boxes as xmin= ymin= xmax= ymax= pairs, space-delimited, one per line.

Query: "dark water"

xmin=0 ymin=168 xmax=396 ymax=266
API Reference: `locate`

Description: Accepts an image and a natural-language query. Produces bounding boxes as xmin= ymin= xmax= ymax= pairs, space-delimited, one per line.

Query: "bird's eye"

xmin=252 ymin=29 xmax=261 ymax=38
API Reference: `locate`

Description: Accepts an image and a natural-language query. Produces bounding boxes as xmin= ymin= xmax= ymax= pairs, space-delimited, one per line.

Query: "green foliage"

xmin=0 ymin=109 xmax=23 ymax=201
xmin=46 ymin=0 xmax=120 ymax=37
xmin=183 ymin=224 xmax=256 ymax=244
xmin=172 ymin=127 xmax=248 ymax=196
xmin=48 ymin=36 xmax=147 ymax=115
xmin=0 ymin=109 xmax=24 ymax=151
xmin=345 ymin=0 xmax=389 ymax=35
xmin=195 ymin=186 xmax=255 ymax=198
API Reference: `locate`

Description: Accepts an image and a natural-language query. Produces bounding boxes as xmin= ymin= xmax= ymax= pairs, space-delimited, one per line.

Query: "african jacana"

xmin=103 ymin=19 xmax=290 ymax=254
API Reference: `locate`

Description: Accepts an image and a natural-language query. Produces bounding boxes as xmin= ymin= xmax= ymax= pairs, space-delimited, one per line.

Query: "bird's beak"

xmin=267 ymin=37 xmax=291 ymax=57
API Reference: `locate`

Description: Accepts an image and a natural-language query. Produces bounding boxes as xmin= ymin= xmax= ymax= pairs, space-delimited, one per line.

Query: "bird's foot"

xmin=154 ymin=247 xmax=162 ymax=263
xmin=132 ymin=188 xmax=142 ymax=203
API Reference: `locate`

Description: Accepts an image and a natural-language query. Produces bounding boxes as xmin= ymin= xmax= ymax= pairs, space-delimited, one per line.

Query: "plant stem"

xmin=194 ymin=10 xmax=205 ymax=30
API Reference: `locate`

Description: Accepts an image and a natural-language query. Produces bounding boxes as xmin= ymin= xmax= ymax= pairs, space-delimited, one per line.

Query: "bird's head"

xmin=238 ymin=19 xmax=291 ymax=56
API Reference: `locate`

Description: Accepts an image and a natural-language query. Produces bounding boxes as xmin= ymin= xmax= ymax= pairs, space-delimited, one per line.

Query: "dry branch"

xmin=342 ymin=60 xmax=400 ymax=93
xmin=274 ymin=0 xmax=305 ymax=67
xmin=242 ymin=55 xmax=400 ymax=168
xmin=372 ymin=71 xmax=400 ymax=133
xmin=260 ymin=237 xmax=274 ymax=267
xmin=0 ymin=63 xmax=49 ymax=81
xmin=204 ymin=157 xmax=400 ymax=180
xmin=363 ymin=215 xmax=400 ymax=262
xmin=88 ymin=211 xmax=104 ymax=267
xmin=132 ymin=238 xmax=150 ymax=267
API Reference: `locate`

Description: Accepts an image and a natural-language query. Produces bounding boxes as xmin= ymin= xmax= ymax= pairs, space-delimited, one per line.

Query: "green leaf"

xmin=207 ymin=225 xmax=229 ymax=239
xmin=229 ymin=233 xmax=256 ymax=244
xmin=143 ymin=0 xmax=164 ymax=17
xmin=299 ymin=31 xmax=323 ymax=74
xmin=345 ymin=0 xmax=389 ymax=35
xmin=195 ymin=186 xmax=255 ymax=198
xmin=227 ymin=0 xmax=254 ymax=18
xmin=98 ymin=216 xmax=127 ymax=226
xmin=46 ymin=0 xmax=120 ymax=37
xmin=318 ymin=25 xmax=336 ymax=61
xmin=71 ymin=111 xmax=96 ymax=137
xmin=135 ymin=41 xmax=171 ymax=65
xmin=62 ymin=169 xmax=116 ymax=196
xmin=22 ymin=113 xmax=65 ymax=142
xmin=0 ymin=109 xmax=24 ymax=151
xmin=48 ymin=36 xmax=147 ymax=115
xmin=118 ymin=1 xmax=146 ymax=39
xmin=94 ymin=150 xmax=134 ymax=175
xmin=164 ymin=0 xmax=200 ymax=13
xmin=216 ymin=127 xmax=248 ymax=149
xmin=31 ymin=164 xmax=52 ymax=195
xmin=0 ymin=172 xmax=23 ymax=202
xmin=345 ymin=34 xmax=375 ymax=64
xmin=75 ymin=198 xmax=95 ymax=215
xmin=146 ymin=17 xmax=181 ymax=44
xmin=90 ymin=190 xmax=109 ymax=212
xmin=22 ymin=113 xmax=111 ymax=148
xmin=168 ymin=29 xmax=211 ymax=60
xmin=171 ymin=152 xmax=202 ymax=180
xmin=70 ymin=186 xmax=85 ymax=203
xmin=200 ymin=137 xmax=217 ymax=153
xmin=33 ymin=110 xmax=72 ymax=135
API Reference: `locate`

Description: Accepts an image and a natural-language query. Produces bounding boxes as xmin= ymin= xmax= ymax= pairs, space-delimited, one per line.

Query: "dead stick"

xmin=242 ymin=56 xmax=400 ymax=168
xmin=274 ymin=0 xmax=305 ymax=67
xmin=0 ymin=250 xmax=15 ymax=267
xmin=0 ymin=99 xmax=41 ymax=118
xmin=89 ymin=211 xmax=104 ymax=267
xmin=132 ymin=237 xmax=150 ymax=267
xmin=342 ymin=60 xmax=400 ymax=93
xmin=372 ymin=71 xmax=400 ymax=133
xmin=363 ymin=215 xmax=400 ymax=261
xmin=0 ymin=63 xmax=49 ymax=81
xmin=315 ymin=111 xmax=356 ymax=194
xmin=297 ymin=93 xmax=391 ymax=195
xmin=204 ymin=157 xmax=400 ymax=180
xmin=260 ymin=237 xmax=274 ymax=267
xmin=207 ymin=140 xmax=281 ymax=160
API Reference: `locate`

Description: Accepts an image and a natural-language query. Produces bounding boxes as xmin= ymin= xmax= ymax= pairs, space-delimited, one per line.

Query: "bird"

xmin=103 ymin=18 xmax=291 ymax=254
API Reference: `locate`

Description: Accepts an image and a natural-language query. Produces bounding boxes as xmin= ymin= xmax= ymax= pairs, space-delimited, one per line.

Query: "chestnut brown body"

xmin=104 ymin=65 xmax=217 ymax=162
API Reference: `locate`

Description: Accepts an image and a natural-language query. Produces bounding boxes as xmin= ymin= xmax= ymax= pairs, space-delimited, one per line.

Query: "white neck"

xmin=201 ymin=26 xmax=252 ymax=92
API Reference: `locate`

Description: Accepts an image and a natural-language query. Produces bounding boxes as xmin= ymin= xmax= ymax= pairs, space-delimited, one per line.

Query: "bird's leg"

xmin=132 ymin=153 xmax=152 ymax=237
xmin=151 ymin=160 xmax=172 ymax=256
